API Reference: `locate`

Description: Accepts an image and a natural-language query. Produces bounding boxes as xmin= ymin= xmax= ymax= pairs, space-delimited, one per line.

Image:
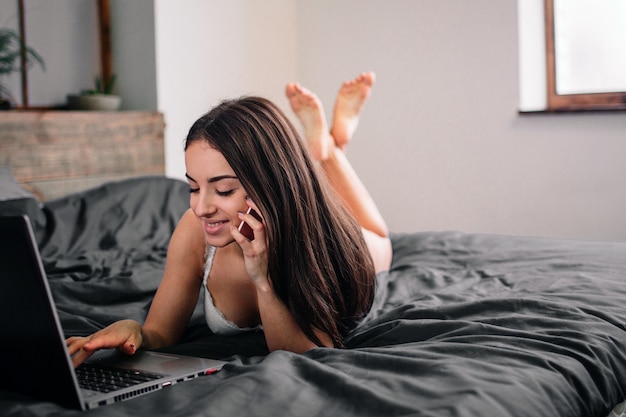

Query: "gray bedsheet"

xmin=1 ymin=176 xmax=625 ymax=417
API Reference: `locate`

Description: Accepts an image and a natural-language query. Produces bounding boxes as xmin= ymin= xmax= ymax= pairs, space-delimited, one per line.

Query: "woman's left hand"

xmin=230 ymin=199 xmax=270 ymax=288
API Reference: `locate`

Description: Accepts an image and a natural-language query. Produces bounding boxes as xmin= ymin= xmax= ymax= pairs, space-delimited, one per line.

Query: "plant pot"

xmin=67 ymin=94 xmax=121 ymax=111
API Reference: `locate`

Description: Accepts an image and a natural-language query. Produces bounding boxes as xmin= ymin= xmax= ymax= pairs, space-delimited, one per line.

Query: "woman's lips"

xmin=203 ymin=220 xmax=229 ymax=235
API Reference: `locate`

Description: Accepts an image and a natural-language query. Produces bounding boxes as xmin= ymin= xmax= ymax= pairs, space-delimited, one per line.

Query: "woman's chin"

xmin=204 ymin=234 xmax=235 ymax=248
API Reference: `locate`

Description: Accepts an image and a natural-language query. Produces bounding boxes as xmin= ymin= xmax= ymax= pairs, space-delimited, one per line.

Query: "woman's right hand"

xmin=66 ymin=319 xmax=143 ymax=368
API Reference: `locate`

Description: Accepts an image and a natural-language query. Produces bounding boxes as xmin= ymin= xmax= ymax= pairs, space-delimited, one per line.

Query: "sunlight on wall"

xmin=517 ymin=0 xmax=546 ymax=112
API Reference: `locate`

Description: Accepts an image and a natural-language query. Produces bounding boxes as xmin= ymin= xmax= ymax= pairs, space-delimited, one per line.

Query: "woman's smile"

xmin=202 ymin=218 xmax=230 ymax=235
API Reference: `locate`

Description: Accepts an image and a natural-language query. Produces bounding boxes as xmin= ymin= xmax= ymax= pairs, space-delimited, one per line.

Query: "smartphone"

xmin=237 ymin=207 xmax=262 ymax=240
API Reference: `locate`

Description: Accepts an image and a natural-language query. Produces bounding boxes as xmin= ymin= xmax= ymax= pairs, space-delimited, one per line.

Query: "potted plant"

xmin=67 ymin=74 xmax=122 ymax=111
xmin=0 ymin=28 xmax=45 ymax=110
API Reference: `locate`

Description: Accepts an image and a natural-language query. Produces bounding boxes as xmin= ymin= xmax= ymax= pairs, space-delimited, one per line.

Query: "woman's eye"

xmin=188 ymin=187 xmax=199 ymax=194
xmin=216 ymin=190 xmax=234 ymax=197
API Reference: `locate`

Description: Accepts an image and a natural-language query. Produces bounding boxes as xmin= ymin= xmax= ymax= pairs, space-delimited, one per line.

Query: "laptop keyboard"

xmin=76 ymin=363 xmax=165 ymax=393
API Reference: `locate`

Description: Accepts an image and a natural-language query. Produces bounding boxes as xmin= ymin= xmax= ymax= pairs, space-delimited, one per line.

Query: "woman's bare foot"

xmin=330 ymin=72 xmax=375 ymax=151
xmin=285 ymin=82 xmax=333 ymax=161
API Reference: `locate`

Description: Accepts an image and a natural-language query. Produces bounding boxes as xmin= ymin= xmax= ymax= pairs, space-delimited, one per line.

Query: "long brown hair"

xmin=185 ymin=96 xmax=375 ymax=347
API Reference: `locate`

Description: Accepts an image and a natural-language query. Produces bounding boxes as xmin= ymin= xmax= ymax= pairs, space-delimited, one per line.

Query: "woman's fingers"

xmin=70 ymin=345 xmax=96 ymax=368
xmin=65 ymin=320 xmax=142 ymax=368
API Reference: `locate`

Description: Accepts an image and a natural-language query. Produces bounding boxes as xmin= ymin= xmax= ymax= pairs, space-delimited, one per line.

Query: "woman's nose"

xmin=192 ymin=193 xmax=217 ymax=217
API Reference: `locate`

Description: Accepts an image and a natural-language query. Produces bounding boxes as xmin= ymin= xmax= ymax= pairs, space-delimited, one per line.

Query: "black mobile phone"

xmin=237 ymin=207 xmax=262 ymax=240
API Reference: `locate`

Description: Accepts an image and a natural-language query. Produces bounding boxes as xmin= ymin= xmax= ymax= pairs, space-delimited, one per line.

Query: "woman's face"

xmin=185 ymin=141 xmax=249 ymax=247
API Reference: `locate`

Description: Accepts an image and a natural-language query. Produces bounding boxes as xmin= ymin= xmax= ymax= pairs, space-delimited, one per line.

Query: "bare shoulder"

xmin=143 ymin=209 xmax=206 ymax=346
xmin=174 ymin=209 xmax=205 ymax=242
xmin=166 ymin=209 xmax=206 ymax=278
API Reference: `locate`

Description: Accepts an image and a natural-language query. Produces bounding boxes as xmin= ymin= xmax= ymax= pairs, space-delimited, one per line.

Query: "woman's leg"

xmin=285 ymin=73 xmax=392 ymax=271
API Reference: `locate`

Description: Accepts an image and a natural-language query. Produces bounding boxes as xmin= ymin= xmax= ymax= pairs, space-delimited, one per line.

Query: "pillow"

xmin=0 ymin=166 xmax=41 ymax=218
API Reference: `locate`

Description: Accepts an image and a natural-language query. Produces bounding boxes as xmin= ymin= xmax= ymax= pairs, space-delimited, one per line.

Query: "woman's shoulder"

xmin=168 ymin=209 xmax=206 ymax=267
xmin=173 ymin=209 xmax=205 ymax=242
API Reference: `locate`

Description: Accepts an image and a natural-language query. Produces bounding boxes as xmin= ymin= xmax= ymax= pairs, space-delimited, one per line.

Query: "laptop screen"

xmin=0 ymin=215 xmax=83 ymax=408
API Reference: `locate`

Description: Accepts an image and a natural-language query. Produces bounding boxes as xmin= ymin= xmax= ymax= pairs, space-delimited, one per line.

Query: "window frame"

xmin=544 ymin=0 xmax=626 ymax=111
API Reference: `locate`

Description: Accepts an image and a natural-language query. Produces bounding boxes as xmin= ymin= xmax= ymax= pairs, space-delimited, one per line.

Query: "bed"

xmin=1 ymin=170 xmax=625 ymax=417
xmin=2 ymin=110 xmax=626 ymax=416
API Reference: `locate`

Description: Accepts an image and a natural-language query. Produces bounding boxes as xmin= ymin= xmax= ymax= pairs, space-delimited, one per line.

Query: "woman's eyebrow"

xmin=185 ymin=173 xmax=238 ymax=183
xmin=208 ymin=175 xmax=238 ymax=183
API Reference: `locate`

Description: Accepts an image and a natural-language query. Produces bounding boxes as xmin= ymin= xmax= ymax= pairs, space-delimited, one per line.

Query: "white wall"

xmin=517 ymin=0 xmax=547 ymax=112
xmin=4 ymin=0 xmax=626 ymax=241
xmin=291 ymin=0 xmax=626 ymax=241
xmin=110 ymin=0 xmax=157 ymax=111
xmin=154 ymin=0 xmax=298 ymax=180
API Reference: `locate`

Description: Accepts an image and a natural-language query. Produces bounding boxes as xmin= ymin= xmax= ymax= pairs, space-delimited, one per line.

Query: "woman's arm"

xmin=255 ymin=279 xmax=333 ymax=352
xmin=232 ymin=203 xmax=333 ymax=352
xmin=67 ymin=209 xmax=205 ymax=366
xmin=141 ymin=209 xmax=206 ymax=348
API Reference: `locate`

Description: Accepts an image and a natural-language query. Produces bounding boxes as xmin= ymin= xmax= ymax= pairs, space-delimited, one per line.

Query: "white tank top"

xmin=202 ymin=246 xmax=262 ymax=335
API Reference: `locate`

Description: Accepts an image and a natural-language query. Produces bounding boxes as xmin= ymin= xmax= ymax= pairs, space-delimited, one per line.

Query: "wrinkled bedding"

xmin=1 ymin=176 xmax=625 ymax=417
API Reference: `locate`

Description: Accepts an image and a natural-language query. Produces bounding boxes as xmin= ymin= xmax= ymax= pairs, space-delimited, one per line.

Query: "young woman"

xmin=67 ymin=72 xmax=392 ymax=367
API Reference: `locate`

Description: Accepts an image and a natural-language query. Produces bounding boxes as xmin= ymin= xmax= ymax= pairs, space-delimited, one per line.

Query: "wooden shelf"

xmin=0 ymin=111 xmax=165 ymax=200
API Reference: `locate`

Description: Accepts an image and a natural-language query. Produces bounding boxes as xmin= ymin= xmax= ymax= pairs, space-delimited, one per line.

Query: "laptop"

xmin=0 ymin=215 xmax=226 ymax=410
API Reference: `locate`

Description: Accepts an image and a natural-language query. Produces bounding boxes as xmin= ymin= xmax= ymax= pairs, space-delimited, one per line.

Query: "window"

xmin=544 ymin=0 xmax=626 ymax=111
